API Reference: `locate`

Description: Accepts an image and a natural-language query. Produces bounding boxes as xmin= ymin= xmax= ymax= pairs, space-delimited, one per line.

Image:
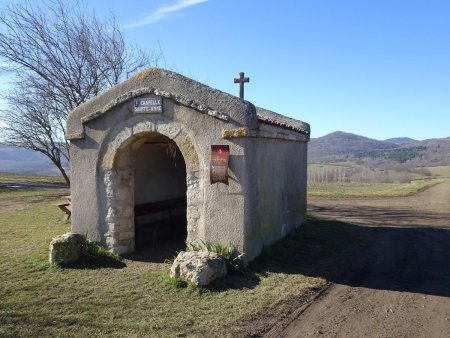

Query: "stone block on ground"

xmin=49 ymin=233 xmax=84 ymax=265
xmin=170 ymin=251 xmax=227 ymax=286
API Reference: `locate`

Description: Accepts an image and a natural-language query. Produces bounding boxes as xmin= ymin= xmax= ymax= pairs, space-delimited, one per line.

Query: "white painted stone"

xmin=157 ymin=122 xmax=181 ymax=139
xmin=132 ymin=120 xmax=156 ymax=135
xmin=105 ymin=207 xmax=117 ymax=222
xmin=111 ymin=127 xmax=132 ymax=150
xmin=105 ymin=235 xmax=116 ymax=247
xmin=187 ymin=205 xmax=201 ymax=219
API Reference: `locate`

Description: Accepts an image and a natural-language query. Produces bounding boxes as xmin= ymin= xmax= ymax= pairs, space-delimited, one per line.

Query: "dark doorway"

xmin=133 ymin=133 xmax=187 ymax=259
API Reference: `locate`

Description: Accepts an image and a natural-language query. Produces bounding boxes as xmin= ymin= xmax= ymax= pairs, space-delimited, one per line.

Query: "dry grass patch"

xmin=308 ymin=180 xmax=446 ymax=198
xmin=426 ymin=166 xmax=450 ymax=178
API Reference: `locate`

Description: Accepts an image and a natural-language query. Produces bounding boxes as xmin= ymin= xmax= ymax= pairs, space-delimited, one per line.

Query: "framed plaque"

xmin=210 ymin=145 xmax=230 ymax=184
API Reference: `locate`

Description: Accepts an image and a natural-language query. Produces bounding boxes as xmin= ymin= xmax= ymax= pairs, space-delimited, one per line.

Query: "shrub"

xmin=80 ymin=234 xmax=122 ymax=262
xmin=186 ymin=239 xmax=244 ymax=273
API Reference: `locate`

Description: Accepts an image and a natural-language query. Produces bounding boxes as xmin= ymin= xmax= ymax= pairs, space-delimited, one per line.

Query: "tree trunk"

xmin=54 ymin=162 xmax=70 ymax=185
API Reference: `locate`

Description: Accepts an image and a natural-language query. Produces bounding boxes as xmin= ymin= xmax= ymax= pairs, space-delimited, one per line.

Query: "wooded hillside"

xmin=309 ymin=131 xmax=450 ymax=167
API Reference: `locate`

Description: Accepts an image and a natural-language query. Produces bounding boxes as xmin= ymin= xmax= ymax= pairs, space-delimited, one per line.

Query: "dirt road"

xmin=273 ymin=182 xmax=450 ymax=338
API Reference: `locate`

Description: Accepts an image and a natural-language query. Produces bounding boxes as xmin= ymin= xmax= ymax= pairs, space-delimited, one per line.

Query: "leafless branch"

xmin=0 ymin=0 xmax=159 ymax=184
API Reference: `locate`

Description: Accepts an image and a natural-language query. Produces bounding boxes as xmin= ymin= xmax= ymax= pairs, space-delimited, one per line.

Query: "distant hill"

xmin=0 ymin=145 xmax=65 ymax=176
xmin=385 ymin=137 xmax=417 ymax=144
xmin=309 ymin=132 xmax=450 ymax=166
xmin=309 ymin=131 xmax=398 ymax=163
xmin=2 ymin=132 xmax=450 ymax=177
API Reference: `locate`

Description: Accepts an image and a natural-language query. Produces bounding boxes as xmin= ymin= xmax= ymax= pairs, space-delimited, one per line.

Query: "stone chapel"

xmin=66 ymin=68 xmax=310 ymax=263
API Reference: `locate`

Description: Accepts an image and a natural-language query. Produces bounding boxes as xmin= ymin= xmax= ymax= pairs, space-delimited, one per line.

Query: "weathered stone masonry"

xmin=99 ymin=118 xmax=203 ymax=254
xmin=66 ymin=68 xmax=310 ymax=263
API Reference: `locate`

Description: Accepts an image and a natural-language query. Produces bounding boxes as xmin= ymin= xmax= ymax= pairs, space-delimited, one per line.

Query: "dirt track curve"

xmin=270 ymin=182 xmax=450 ymax=338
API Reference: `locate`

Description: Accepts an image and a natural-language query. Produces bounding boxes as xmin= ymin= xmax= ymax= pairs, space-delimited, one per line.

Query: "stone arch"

xmin=98 ymin=115 xmax=203 ymax=254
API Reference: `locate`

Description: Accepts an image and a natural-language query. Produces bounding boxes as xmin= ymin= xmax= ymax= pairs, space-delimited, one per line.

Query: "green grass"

xmin=0 ymin=193 xmax=364 ymax=337
xmin=308 ymin=180 xmax=445 ymax=198
xmin=0 ymin=187 xmax=69 ymax=202
xmin=0 ymin=172 xmax=66 ymax=185
xmin=0 ymin=172 xmax=68 ymax=202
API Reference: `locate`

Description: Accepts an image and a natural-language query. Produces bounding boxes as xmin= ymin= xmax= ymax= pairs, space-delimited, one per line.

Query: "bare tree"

xmin=0 ymin=0 xmax=160 ymax=184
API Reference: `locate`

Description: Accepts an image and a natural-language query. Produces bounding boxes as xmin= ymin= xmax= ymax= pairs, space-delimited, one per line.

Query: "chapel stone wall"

xmin=67 ymin=68 xmax=309 ymax=262
xmin=243 ymin=127 xmax=308 ymax=261
xmin=70 ymin=93 xmax=249 ymax=255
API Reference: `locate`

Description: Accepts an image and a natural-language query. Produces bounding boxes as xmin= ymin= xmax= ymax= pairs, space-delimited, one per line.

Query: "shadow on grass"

xmin=123 ymin=238 xmax=186 ymax=264
xmin=252 ymin=217 xmax=365 ymax=277
xmin=176 ymin=205 xmax=450 ymax=298
xmin=61 ymin=253 xmax=126 ymax=269
xmin=206 ymin=216 xmax=365 ymax=292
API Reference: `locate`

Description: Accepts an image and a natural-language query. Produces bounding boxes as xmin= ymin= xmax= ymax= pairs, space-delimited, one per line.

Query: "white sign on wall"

xmin=134 ymin=96 xmax=163 ymax=113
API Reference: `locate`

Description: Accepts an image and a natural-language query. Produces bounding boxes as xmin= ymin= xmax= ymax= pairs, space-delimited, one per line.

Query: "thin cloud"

xmin=126 ymin=0 xmax=208 ymax=28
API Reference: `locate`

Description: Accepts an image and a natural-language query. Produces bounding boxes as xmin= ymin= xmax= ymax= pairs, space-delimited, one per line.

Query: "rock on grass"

xmin=170 ymin=251 xmax=227 ymax=286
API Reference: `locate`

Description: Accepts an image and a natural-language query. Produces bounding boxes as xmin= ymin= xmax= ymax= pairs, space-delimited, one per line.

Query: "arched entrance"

xmin=133 ymin=133 xmax=187 ymax=253
xmin=100 ymin=118 xmax=203 ymax=257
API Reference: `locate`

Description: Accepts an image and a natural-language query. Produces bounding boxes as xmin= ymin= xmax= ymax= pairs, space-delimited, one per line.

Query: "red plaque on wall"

xmin=210 ymin=145 xmax=230 ymax=184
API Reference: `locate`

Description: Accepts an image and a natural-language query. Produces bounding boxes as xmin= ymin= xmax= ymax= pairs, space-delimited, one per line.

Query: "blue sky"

xmin=3 ymin=0 xmax=450 ymax=140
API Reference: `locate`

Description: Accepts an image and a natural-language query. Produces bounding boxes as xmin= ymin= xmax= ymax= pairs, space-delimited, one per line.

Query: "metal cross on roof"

xmin=234 ymin=72 xmax=250 ymax=99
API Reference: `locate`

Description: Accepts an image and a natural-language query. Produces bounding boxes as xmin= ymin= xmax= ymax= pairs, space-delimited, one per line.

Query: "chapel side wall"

xmin=69 ymin=138 xmax=101 ymax=242
xmin=244 ymin=137 xmax=308 ymax=261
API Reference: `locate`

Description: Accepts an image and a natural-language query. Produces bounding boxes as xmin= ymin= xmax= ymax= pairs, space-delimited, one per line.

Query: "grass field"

xmin=307 ymin=179 xmax=445 ymax=198
xmin=0 ymin=190 xmax=364 ymax=337
xmin=0 ymin=172 xmax=69 ymax=202
xmin=0 ymin=172 xmax=66 ymax=185
xmin=0 ymin=187 xmax=69 ymax=202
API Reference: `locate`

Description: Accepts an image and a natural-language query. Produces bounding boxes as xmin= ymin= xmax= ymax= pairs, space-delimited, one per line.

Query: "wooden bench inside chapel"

xmin=134 ymin=197 xmax=187 ymax=248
